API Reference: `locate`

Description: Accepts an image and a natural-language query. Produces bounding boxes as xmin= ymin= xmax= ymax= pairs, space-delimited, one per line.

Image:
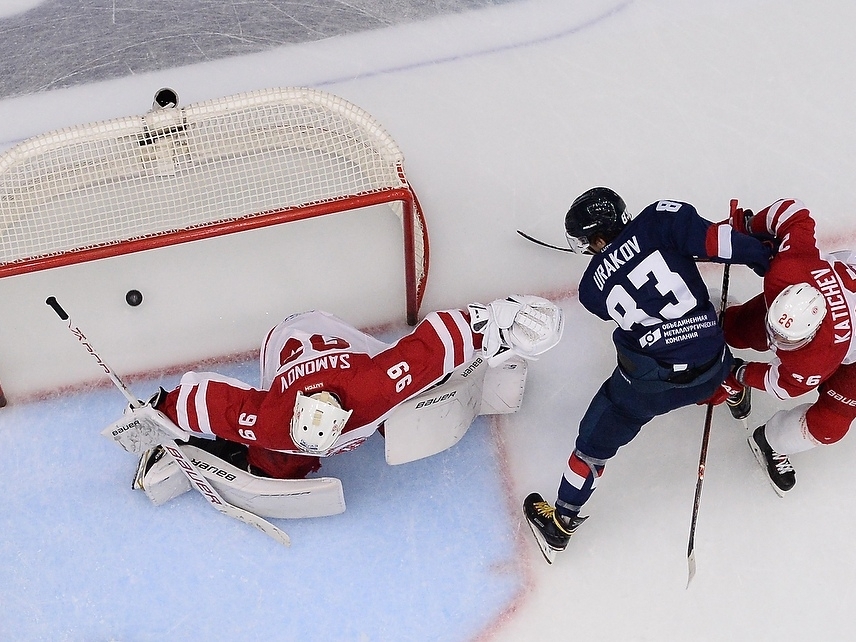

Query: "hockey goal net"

xmin=0 ymin=87 xmax=429 ymax=323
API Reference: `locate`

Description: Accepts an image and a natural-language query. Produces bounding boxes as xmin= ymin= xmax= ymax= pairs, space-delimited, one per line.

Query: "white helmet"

xmin=766 ymin=283 xmax=827 ymax=351
xmin=290 ymin=391 xmax=353 ymax=454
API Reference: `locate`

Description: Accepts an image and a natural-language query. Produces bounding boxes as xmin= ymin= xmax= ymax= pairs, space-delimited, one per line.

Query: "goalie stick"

xmin=45 ymin=296 xmax=291 ymax=547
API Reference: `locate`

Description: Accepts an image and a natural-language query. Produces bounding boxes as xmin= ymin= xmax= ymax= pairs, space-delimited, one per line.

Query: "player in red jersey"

xmin=724 ymin=198 xmax=856 ymax=494
xmin=116 ymin=297 xmax=563 ymax=485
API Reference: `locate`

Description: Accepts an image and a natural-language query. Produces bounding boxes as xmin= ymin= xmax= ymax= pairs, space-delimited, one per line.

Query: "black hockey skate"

xmin=727 ymin=385 xmax=751 ymax=420
xmin=132 ymin=437 xmax=251 ymax=491
xmin=748 ymin=425 xmax=795 ymax=496
xmin=523 ymin=492 xmax=587 ymax=564
xmin=132 ymin=444 xmax=165 ymax=490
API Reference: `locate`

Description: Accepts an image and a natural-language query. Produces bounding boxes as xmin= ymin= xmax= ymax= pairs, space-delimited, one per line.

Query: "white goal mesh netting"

xmin=0 ymin=87 xmax=428 ymax=319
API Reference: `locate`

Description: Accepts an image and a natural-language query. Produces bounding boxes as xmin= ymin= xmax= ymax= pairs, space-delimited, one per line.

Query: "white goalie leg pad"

xmin=479 ymin=356 xmax=528 ymax=414
xmin=102 ymin=405 xmax=190 ymax=454
xmin=384 ymin=372 xmax=482 ymax=465
xmin=384 ymin=355 xmax=529 ymax=464
xmin=384 ymin=355 xmax=527 ymax=464
xmin=139 ymin=444 xmax=345 ymax=518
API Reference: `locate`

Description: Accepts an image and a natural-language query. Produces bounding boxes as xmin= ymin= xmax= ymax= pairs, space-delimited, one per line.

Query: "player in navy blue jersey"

xmin=523 ymin=187 xmax=773 ymax=563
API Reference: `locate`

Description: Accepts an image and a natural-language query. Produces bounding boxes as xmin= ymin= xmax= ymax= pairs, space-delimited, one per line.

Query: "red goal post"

xmin=0 ymin=87 xmax=429 ymax=324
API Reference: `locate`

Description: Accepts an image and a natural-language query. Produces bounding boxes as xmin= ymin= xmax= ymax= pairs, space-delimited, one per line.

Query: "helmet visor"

xmin=765 ymin=320 xmax=817 ymax=351
xmin=565 ymin=231 xmax=593 ymax=254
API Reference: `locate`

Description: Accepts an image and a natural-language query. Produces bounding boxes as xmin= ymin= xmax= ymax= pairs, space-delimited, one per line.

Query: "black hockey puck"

xmin=153 ymin=87 xmax=178 ymax=109
xmin=125 ymin=289 xmax=143 ymax=306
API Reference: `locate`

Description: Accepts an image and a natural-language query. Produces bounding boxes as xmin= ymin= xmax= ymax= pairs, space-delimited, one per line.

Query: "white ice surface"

xmin=2 ymin=0 xmax=856 ymax=640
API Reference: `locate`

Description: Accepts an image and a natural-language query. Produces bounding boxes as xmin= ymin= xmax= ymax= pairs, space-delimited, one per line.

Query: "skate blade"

xmin=132 ymin=448 xmax=152 ymax=491
xmin=525 ymin=518 xmax=559 ymax=564
xmin=747 ymin=436 xmax=787 ymax=498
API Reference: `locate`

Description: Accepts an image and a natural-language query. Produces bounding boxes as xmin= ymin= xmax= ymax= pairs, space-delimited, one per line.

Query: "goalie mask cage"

xmin=0 ymin=87 xmax=429 ymax=324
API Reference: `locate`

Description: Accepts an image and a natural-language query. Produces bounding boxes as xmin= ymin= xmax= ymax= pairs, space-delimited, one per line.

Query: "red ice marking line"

xmin=470 ymin=414 xmax=537 ymax=642
xmin=9 ymin=317 xmax=406 ymax=407
xmin=4 ymin=346 xmax=259 ymax=406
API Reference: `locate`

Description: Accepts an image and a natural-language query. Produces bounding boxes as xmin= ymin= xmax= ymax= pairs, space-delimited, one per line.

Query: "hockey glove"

xmin=698 ymin=359 xmax=748 ymax=408
xmin=727 ymin=206 xmax=779 ymax=274
xmin=102 ymin=388 xmax=189 ymax=454
xmin=728 ymin=207 xmax=754 ymax=235
xmin=468 ymin=295 xmax=564 ymax=366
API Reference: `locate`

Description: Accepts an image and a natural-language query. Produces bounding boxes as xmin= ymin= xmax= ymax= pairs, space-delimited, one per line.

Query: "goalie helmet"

xmin=290 ymin=391 xmax=353 ymax=453
xmin=564 ymin=187 xmax=630 ymax=253
xmin=766 ymin=283 xmax=827 ymax=351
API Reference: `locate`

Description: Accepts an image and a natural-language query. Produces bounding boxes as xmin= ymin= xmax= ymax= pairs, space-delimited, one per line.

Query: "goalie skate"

xmin=133 ymin=444 xmax=192 ymax=504
xmin=134 ymin=442 xmax=346 ymax=518
xmin=133 ymin=446 xmax=159 ymax=491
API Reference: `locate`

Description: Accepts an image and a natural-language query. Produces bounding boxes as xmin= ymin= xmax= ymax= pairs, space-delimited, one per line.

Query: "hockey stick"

xmin=45 ymin=296 xmax=291 ymax=547
xmin=517 ymin=229 xmax=722 ymax=263
xmin=686 ymin=200 xmax=737 ymax=587
xmin=516 ymin=229 xmax=574 ymax=253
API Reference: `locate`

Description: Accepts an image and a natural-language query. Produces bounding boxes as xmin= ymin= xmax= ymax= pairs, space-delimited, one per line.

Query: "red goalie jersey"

xmin=156 ymin=309 xmax=482 ymax=476
xmin=724 ymin=199 xmax=856 ymax=399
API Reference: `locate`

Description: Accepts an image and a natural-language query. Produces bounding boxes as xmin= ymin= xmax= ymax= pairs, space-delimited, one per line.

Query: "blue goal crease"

xmin=0 ymin=364 xmax=525 ymax=641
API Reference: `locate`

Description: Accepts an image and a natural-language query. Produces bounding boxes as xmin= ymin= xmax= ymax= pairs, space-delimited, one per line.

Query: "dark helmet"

xmin=564 ymin=187 xmax=629 ymax=253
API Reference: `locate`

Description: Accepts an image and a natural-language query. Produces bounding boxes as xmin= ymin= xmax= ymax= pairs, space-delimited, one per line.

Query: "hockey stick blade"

xmin=516 ymin=230 xmax=574 ymax=253
xmin=687 ymin=550 xmax=697 ymax=588
xmin=163 ymin=443 xmax=291 ymax=546
xmin=686 ymin=255 xmax=732 ymax=588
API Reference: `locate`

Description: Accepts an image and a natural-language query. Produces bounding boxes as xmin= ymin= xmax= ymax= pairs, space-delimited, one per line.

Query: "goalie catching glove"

xmin=468 ymin=295 xmax=564 ymax=366
xmin=101 ymin=388 xmax=190 ymax=454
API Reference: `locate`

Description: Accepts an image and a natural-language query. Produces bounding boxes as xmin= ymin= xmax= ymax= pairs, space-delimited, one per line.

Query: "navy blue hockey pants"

xmin=555 ymin=347 xmax=732 ymax=518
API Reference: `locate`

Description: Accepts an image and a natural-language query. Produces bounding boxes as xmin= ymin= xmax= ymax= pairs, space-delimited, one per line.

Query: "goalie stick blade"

xmin=161 ymin=443 xmax=291 ymax=547
xmin=233 ymin=511 xmax=292 ymax=547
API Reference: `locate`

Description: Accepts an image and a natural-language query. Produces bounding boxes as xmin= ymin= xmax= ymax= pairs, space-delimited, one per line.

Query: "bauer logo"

xmin=639 ymin=328 xmax=662 ymax=348
xmin=460 ymin=357 xmax=483 ymax=378
xmin=415 ymin=390 xmax=457 ymax=409
xmin=191 ymin=458 xmax=238 ymax=482
xmin=113 ymin=419 xmax=139 ymax=436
